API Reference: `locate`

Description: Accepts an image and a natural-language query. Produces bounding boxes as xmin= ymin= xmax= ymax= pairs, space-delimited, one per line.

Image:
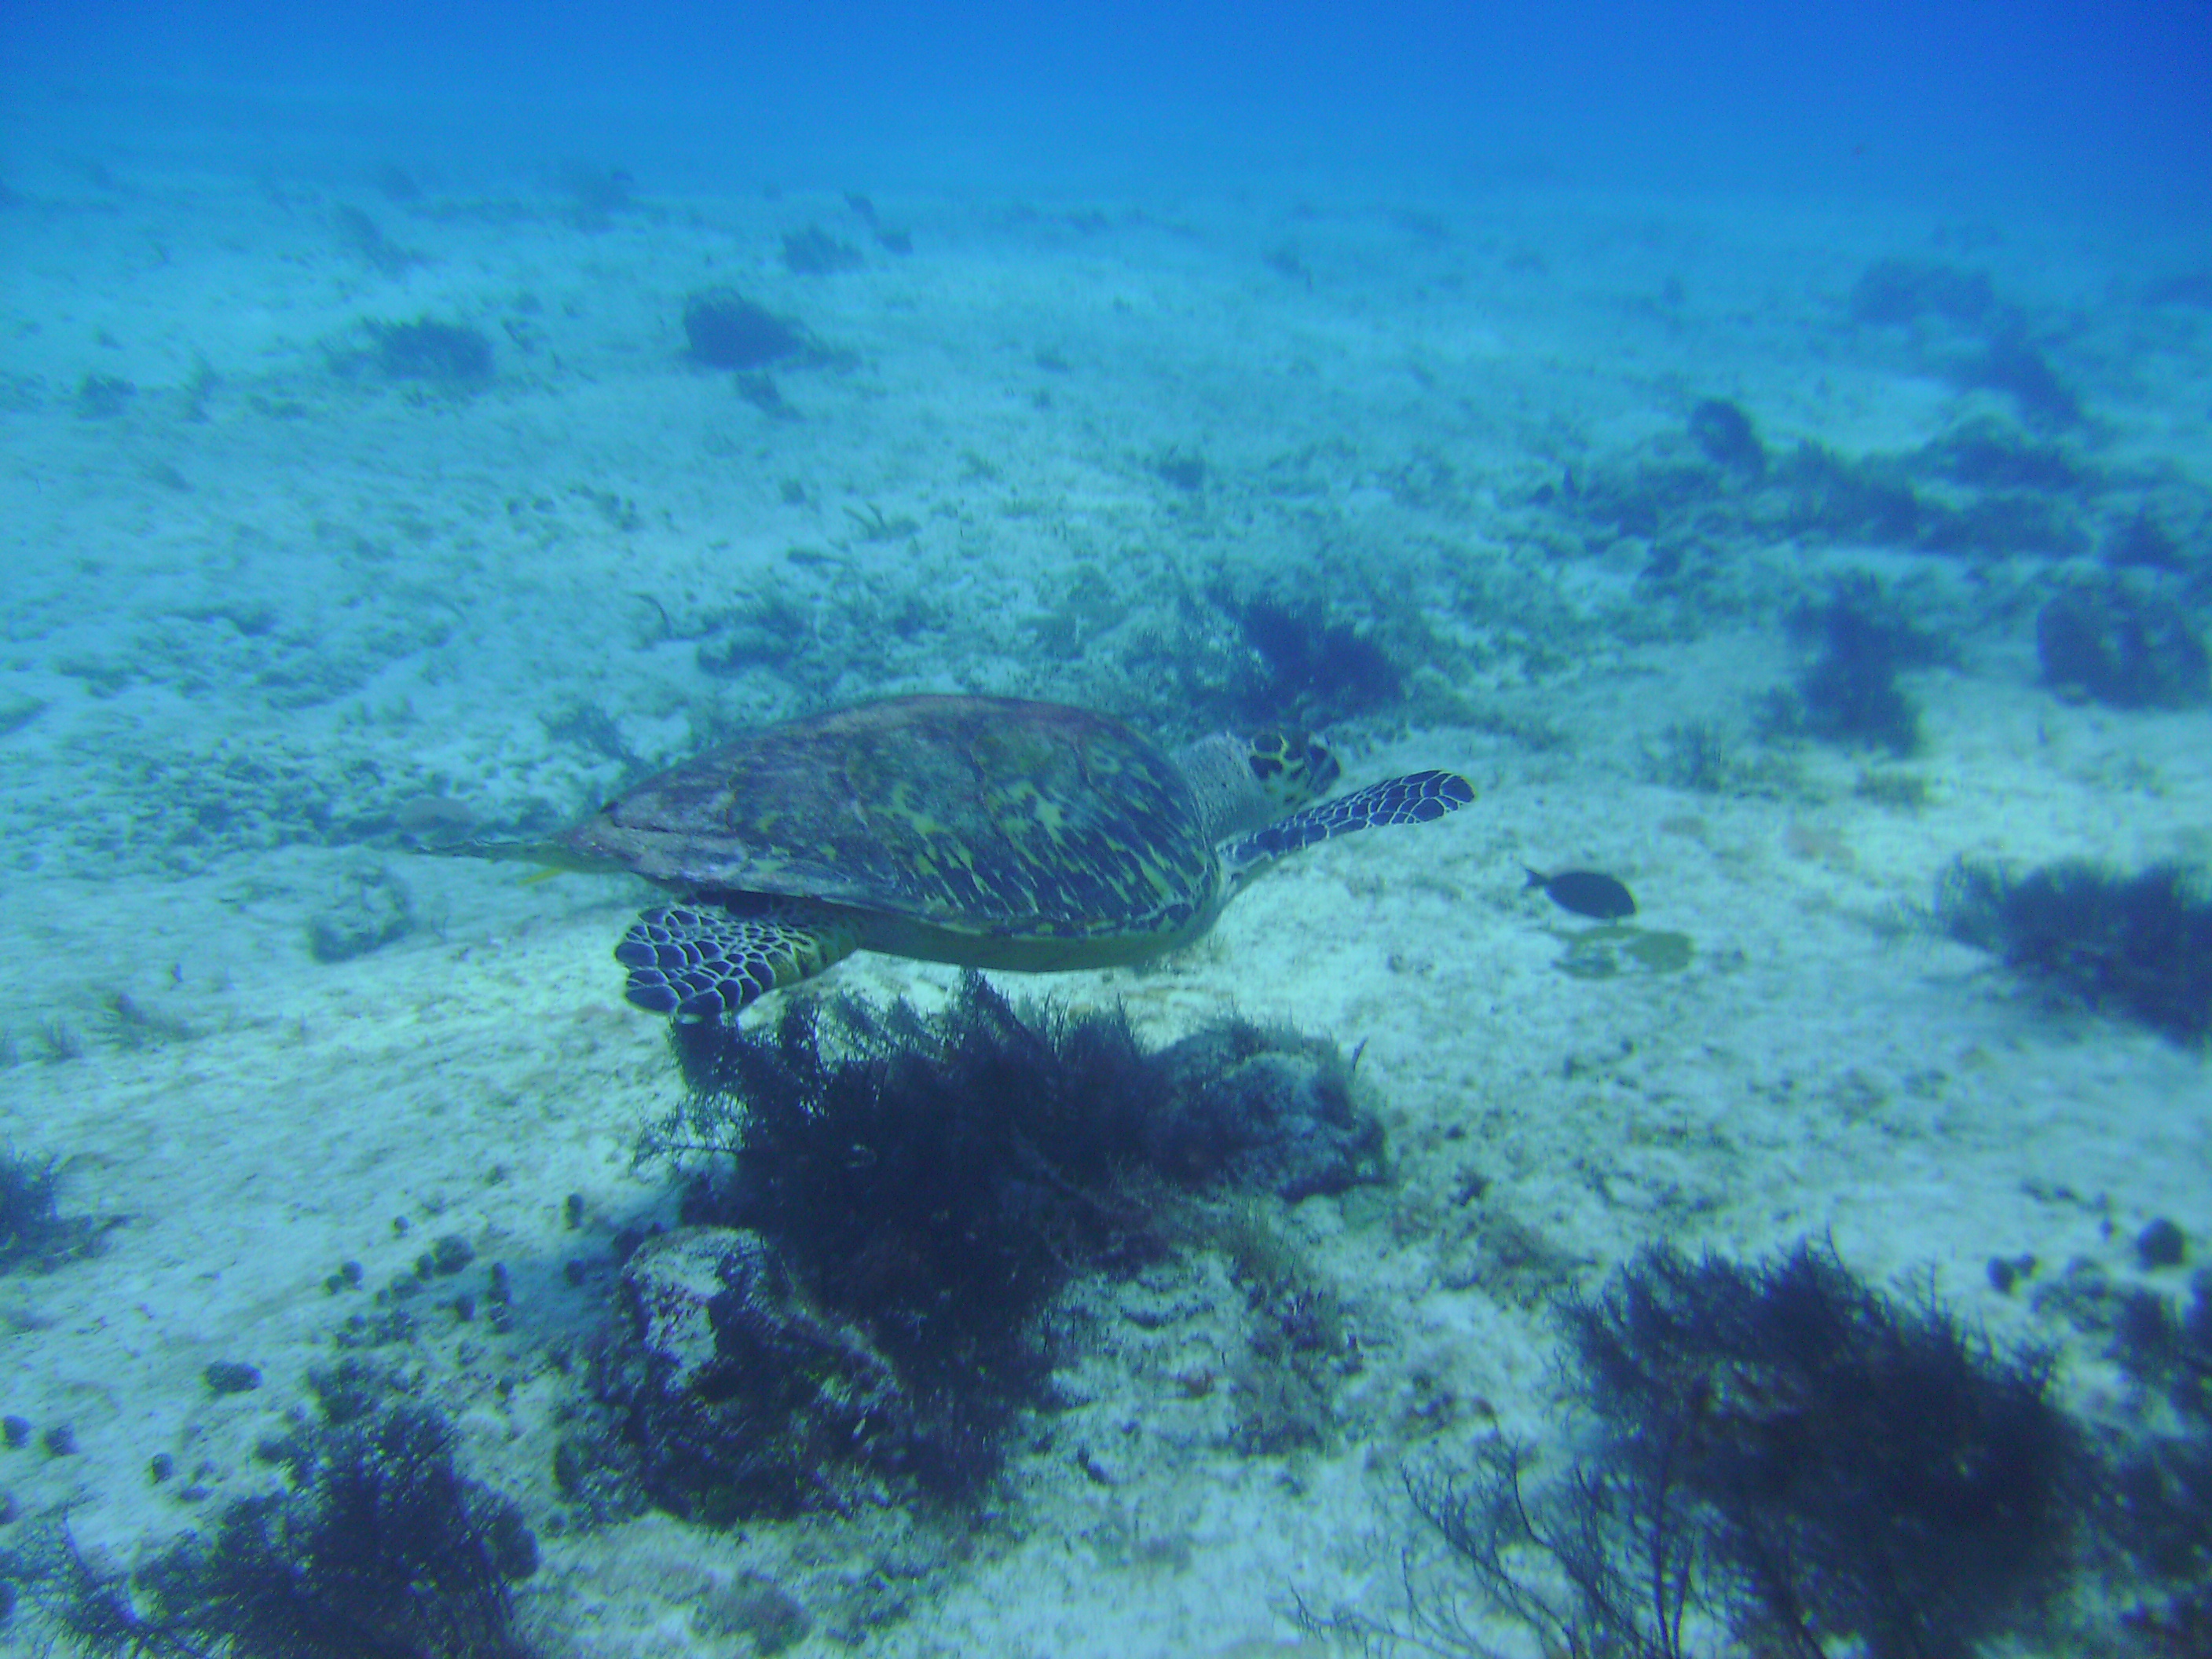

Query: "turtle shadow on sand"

xmin=1546 ymin=923 xmax=1695 ymax=980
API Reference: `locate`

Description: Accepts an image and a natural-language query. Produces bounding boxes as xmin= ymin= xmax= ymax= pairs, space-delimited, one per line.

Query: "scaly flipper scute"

xmin=615 ymin=904 xmax=861 ymax=1020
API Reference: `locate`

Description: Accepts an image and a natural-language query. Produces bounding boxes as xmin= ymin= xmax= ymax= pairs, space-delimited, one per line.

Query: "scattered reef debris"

xmin=2103 ymin=506 xmax=2198 ymax=573
xmin=557 ymin=159 xmax=635 ymax=227
xmin=612 ymin=1223 xmax=926 ymax=1522
xmin=1686 ymin=397 xmax=1765 ymax=477
xmin=2094 ymin=1265 xmax=2212 ymax=1642
xmin=781 ymin=225 xmax=863 ymax=275
xmin=843 ymin=192 xmax=913 ymax=255
xmin=306 ymin=863 xmax=416 ymax=965
xmin=1959 ymin=328 xmax=2082 ymax=428
xmin=1152 ymin=447 xmax=1207 ymax=492
xmin=2035 ymin=578 xmax=2210 ymax=709
xmin=1921 ymin=416 xmax=2083 ymax=493
xmin=1643 ymin=719 xmax=1801 ymax=800
xmin=1557 ymin=343 xmax=2114 ymax=575
xmin=1845 ymin=257 xmax=2083 ymax=427
xmin=333 ymin=204 xmax=418 ymax=276
xmin=368 ymin=317 xmax=493 ymax=386
xmin=1140 ymin=1017 xmax=1384 ymax=1200
xmin=1848 ymin=258 xmax=2004 ymax=331
xmin=75 ymin=373 xmax=136 ymax=419
xmin=681 ymin=288 xmax=808 ymax=369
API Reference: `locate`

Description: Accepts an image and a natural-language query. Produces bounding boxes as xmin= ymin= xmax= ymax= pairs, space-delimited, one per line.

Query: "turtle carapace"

xmin=511 ymin=697 xmax=1475 ymax=1020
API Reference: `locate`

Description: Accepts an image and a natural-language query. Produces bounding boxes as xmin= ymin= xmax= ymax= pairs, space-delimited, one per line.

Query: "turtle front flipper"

xmin=614 ymin=903 xmax=861 ymax=1020
xmin=1221 ymin=770 xmax=1474 ymax=878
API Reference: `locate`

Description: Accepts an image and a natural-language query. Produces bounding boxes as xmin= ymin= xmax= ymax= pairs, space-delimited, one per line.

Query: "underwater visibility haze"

xmin=1 ymin=2 xmax=2210 ymax=1654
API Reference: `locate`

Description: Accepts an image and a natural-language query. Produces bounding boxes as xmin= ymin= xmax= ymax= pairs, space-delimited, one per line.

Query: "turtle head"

xmin=1177 ymin=728 xmax=1341 ymax=842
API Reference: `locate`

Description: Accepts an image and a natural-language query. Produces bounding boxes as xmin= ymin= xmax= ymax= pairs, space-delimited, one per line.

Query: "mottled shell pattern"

xmin=558 ymin=697 xmax=1222 ymax=947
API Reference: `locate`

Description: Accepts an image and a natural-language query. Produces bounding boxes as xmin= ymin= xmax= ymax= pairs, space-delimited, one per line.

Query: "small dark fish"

xmin=1525 ymin=866 xmax=1637 ymax=921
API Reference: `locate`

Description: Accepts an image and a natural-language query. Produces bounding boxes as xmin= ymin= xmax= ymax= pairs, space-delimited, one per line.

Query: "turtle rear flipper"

xmin=1221 ymin=770 xmax=1474 ymax=878
xmin=615 ymin=903 xmax=860 ymax=1020
xmin=428 ymin=834 xmax=628 ymax=878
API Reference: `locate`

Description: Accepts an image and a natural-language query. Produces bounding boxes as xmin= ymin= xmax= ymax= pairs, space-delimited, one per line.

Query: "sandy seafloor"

xmin=0 ymin=147 xmax=2208 ymax=1657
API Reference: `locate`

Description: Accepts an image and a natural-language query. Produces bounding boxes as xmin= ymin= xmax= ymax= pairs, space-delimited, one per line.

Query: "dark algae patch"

xmin=1771 ymin=575 xmax=1943 ymax=756
xmin=369 ymin=317 xmax=494 ymax=386
xmin=2035 ymin=579 xmax=2210 ymax=709
xmin=599 ymin=975 xmax=1385 ymax=1520
xmin=1306 ymin=1242 xmax=2082 ymax=1659
xmin=1686 ymin=396 xmax=1765 ymax=476
xmin=20 ymin=1392 xmax=540 ymax=1657
xmin=0 ymin=1151 xmax=112 ymax=1273
xmin=1936 ymin=859 xmax=2212 ymax=1046
xmin=682 ymin=289 xmax=808 ymax=368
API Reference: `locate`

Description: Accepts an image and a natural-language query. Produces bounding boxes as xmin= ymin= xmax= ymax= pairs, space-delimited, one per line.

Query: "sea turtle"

xmin=505 ymin=694 xmax=1473 ymax=1020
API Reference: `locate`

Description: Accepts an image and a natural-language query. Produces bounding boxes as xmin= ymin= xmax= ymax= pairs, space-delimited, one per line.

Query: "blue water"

xmin=8 ymin=1 xmax=2210 ymax=208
